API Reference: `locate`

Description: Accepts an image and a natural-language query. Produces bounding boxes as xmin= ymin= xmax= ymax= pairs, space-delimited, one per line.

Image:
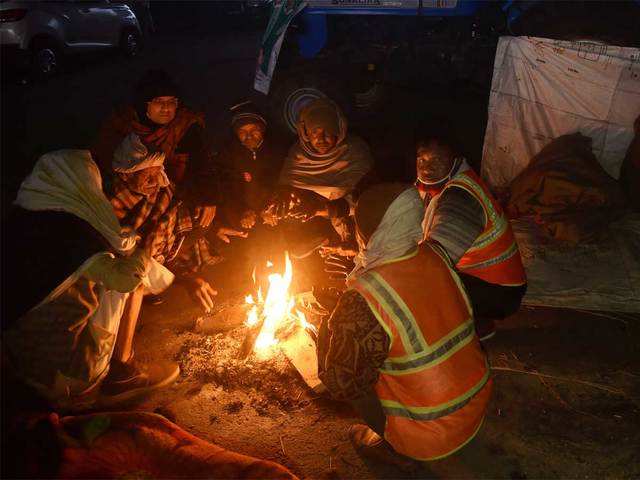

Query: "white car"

xmin=0 ymin=0 xmax=142 ymax=78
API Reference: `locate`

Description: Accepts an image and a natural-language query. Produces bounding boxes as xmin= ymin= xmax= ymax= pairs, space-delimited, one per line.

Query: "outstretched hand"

xmin=194 ymin=205 xmax=216 ymax=229
xmin=190 ymin=277 xmax=218 ymax=313
xmin=216 ymin=226 xmax=249 ymax=243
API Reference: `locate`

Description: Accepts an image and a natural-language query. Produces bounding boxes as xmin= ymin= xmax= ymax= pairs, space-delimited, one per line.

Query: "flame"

xmin=245 ymin=252 xmax=306 ymax=357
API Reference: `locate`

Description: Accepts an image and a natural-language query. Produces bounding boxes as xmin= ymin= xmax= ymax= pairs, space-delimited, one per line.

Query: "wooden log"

xmin=194 ymin=304 xmax=250 ymax=334
xmin=281 ymin=328 xmax=326 ymax=394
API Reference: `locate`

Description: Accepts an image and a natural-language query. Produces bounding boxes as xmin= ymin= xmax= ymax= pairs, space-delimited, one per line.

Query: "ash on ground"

xmin=176 ymin=327 xmax=313 ymax=414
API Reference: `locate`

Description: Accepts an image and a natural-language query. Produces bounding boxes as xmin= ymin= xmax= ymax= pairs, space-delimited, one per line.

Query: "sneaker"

xmin=349 ymin=424 xmax=421 ymax=472
xmin=475 ymin=317 xmax=496 ymax=342
xmin=99 ymin=360 xmax=179 ymax=406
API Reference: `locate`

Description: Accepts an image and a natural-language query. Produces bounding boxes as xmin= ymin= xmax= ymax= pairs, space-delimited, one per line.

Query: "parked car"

xmin=0 ymin=0 xmax=142 ymax=79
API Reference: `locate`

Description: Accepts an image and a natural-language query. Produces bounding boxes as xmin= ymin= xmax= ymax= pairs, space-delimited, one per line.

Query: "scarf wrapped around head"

xmin=280 ymin=99 xmax=373 ymax=200
xmin=296 ymin=98 xmax=347 ymax=158
xmin=15 ymin=150 xmax=137 ymax=254
xmin=348 ymin=184 xmax=425 ymax=281
xmin=113 ymin=133 xmax=170 ymax=188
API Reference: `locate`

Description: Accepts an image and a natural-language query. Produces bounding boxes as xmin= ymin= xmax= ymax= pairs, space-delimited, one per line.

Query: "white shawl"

xmin=348 ymin=186 xmax=425 ymax=281
xmin=15 ymin=149 xmax=138 ymax=253
xmin=279 ymin=135 xmax=373 ymax=200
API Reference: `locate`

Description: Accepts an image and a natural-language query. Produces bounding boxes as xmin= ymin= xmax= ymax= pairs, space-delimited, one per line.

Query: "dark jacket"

xmin=92 ymin=106 xmax=220 ymax=207
xmin=216 ymin=134 xmax=284 ymax=228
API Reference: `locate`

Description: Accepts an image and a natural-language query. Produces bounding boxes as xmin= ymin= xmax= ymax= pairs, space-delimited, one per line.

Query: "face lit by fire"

xmin=236 ymin=122 xmax=265 ymax=151
xmin=308 ymin=127 xmax=338 ymax=155
xmin=416 ymin=140 xmax=455 ymax=185
xmin=122 ymin=166 xmax=164 ymax=196
xmin=146 ymin=96 xmax=178 ymax=125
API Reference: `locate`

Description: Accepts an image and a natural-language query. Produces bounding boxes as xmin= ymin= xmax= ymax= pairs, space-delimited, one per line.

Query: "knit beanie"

xmin=355 ymin=183 xmax=412 ymax=243
xmin=133 ymin=69 xmax=180 ymax=118
xmin=230 ymin=100 xmax=267 ymax=131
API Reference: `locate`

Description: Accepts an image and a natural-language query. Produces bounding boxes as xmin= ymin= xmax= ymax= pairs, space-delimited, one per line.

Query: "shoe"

xmin=144 ymin=294 xmax=165 ymax=306
xmin=475 ymin=317 xmax=496 ymax=342
xmin=99 ymin=360 xmax=179 ymax=406
xmin=349 ymin=424 xmax=420 ymax=472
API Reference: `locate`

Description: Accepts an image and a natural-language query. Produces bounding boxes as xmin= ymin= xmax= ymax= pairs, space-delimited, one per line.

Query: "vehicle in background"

xmin=219 ymin=0 xmax=273 ymax=17
xmin=0 ymin=0 xmax=142 ymax=79
xmin=259 ymin=0 xmax=640 ymax=133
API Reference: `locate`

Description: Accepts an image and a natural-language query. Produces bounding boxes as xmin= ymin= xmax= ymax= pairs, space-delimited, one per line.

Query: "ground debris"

xmin=176 ymin=327 xmax=311 ymax=413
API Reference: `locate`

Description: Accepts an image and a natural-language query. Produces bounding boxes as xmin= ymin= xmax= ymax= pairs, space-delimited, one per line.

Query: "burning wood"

xmin=236 ymin=252 xmax=323 ymax=391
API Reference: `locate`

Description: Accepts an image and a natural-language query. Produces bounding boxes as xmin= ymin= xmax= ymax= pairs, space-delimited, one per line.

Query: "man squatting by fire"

xmin=317 ymin=183 xmax=493 ymax=467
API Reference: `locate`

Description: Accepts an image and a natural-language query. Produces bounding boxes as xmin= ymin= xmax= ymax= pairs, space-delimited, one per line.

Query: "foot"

xmin=99 ymin=359 xmax=179 ymax=406
xmin=349 ymin=424 xmax=420 ymax=472
xmin=475 ymin=317 xmax=496 ymax=342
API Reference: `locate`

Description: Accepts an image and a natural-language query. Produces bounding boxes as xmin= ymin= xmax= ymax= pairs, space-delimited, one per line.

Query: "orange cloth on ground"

xmin=53 ymin=412 xmax=298 ymax=479
xmin=507 ymin=133 xmax=626 ymax=243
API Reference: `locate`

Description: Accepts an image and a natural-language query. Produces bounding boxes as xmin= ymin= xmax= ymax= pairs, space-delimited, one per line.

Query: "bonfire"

xmin=241 ymin=252 xmax=317 ymax=361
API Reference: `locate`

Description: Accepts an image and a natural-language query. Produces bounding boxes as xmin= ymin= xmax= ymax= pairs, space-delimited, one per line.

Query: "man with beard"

xmin=264 ymin=98 xmax=374 ymax=256
xmin=415 ymin=123 xmax=527 ymax=340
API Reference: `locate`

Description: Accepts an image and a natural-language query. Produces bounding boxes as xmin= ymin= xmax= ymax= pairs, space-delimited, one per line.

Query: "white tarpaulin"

xmin=482 ymin=36 xmax=640 ymax=188
xmin=514 ymin=214 xmax=640 ymax=313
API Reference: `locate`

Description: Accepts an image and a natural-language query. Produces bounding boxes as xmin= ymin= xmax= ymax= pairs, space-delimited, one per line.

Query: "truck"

xmin=255 ymin=0 xmax=640 ymax=132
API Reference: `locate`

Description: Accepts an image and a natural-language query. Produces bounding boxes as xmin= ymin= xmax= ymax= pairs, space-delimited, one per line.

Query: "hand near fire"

xmin=261 ymin=189 xmax=306 ymax=225
xmin=239 ymin=210 xmax=257 ymax=230
xmin=194 ymin=205 xmax=216 ymax=229
xmin=189 ymin=276 xmax=218 ymax=313
xmin=216 ymin=226 xmax=249 ymax=243
xmin=323 ymin=254 xmax=355 ymax=280
xmin=319 ymin=243 xmax=358 ymax=258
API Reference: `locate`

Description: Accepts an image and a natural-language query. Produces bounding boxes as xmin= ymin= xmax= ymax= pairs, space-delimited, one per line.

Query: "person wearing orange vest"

xmin=414 ymin=124 xmax=527 ymax=340
xmin=316 ymin=183 xmax=492 ymax=467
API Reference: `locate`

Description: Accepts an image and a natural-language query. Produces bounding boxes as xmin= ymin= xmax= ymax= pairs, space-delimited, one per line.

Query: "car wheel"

xmin=30 ymin=40 xmax=59 ymax=79
xmin=121 ymin=29 xmax=141 ymax=57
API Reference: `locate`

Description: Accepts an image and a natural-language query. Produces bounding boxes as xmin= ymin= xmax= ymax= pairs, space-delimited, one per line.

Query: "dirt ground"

xmin=2 ymin=6 xmax=640 ymax=479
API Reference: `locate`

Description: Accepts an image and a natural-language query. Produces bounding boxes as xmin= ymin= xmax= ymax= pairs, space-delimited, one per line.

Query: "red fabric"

xmin=54 ymin=412 xmax=298 ymax=479
xmin=93 ymin=106 xmax=205 ymax=184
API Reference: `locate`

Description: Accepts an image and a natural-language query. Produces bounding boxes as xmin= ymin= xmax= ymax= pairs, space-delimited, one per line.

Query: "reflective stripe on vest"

xmin=350 ymin=245 xmax=492 ymax=460
xmin=381 ymin=367 xmax=490 ymax=420
xmin=446 ymin=171 xmax=526 ymax=286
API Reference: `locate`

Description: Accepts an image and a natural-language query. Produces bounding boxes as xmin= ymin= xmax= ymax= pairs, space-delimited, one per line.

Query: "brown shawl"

xmin=93 ymin=106 xmax=205 ymax=183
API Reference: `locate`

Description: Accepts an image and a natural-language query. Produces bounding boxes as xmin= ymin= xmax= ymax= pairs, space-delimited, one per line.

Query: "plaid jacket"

xmin=109 ymin=176 xmax=219 ymax=274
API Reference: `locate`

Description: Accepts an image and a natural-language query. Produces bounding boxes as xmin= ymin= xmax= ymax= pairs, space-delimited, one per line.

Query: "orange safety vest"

xmin=426 ymin=169 xmax=526 ymax=287
xmin=349 ymin=244 xmax=493 ymax=461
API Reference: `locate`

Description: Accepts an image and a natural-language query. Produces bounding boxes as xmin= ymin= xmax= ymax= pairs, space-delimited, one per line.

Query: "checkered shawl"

xmin=109 ymin=176 xmax=219 ymax=272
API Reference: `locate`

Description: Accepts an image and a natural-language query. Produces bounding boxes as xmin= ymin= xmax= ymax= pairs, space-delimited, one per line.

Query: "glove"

xmin=84 ymin=249 xmax=151 ymax=293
